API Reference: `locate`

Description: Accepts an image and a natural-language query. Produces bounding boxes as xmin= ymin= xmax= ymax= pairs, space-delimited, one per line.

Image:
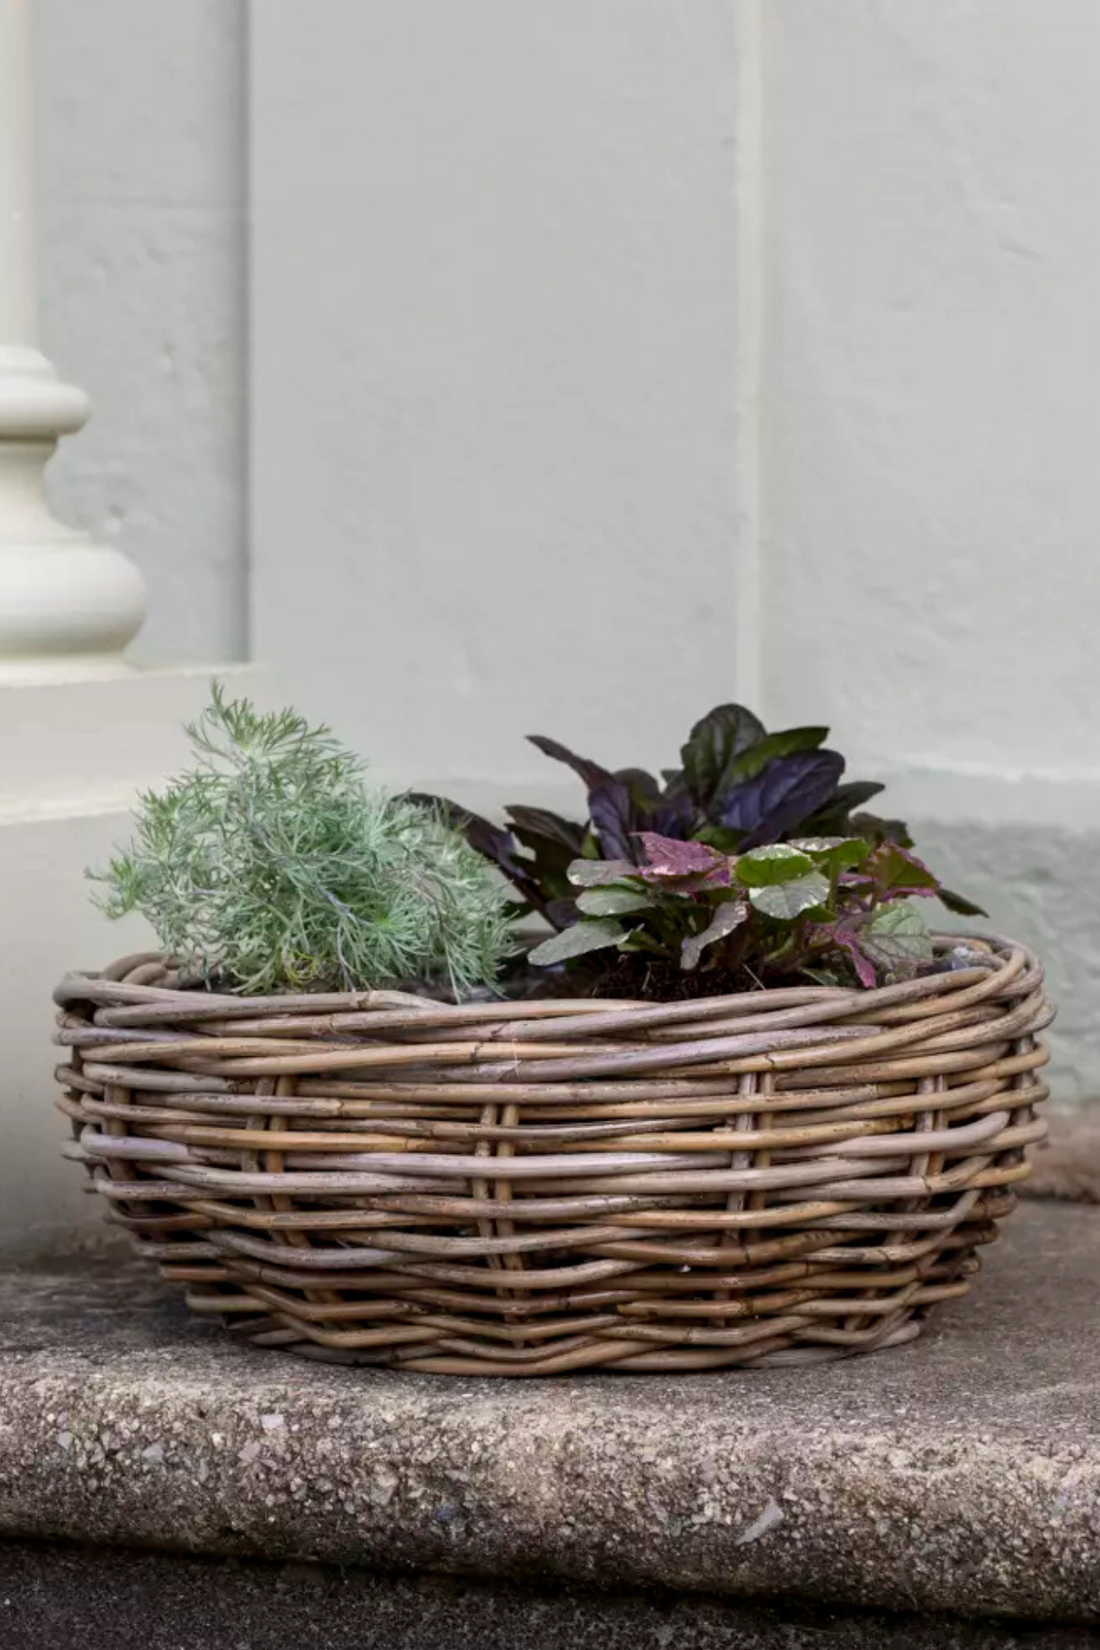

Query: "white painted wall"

xmin=759 ymin=0 xmax=1100 ymax=1097
xmin=35 ymin=0 xmax=248 ymax=664
xmin=761 ymin=0 xmax=1100 ymax=780
xmin=250 ymin=0 xmax=754 ymax=791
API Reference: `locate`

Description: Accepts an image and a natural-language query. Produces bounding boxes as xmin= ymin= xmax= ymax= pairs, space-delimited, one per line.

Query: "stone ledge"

xmin=0 ymin=1201 xmax=1097 ymax=1625
xmin=1 ymin=1541 xmax=1095 ymax=1650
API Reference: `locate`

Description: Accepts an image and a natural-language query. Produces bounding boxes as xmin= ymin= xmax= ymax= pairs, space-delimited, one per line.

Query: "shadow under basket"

xmin=54 ymin=936 xmax=1053 ymax=1376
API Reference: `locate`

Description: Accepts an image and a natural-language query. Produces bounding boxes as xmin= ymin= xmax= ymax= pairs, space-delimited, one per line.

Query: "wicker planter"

xmin=54 ymin=936 xmax=1052 ymax=1376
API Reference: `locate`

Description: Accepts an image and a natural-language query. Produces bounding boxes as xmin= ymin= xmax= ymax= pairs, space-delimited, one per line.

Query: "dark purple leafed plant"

xmin=413 ymin=703 xmax=984 ymax=993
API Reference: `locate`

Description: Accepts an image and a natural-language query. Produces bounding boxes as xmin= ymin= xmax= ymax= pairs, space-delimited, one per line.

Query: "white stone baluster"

xmin=0 ymin=0 xmax=145 ymax=680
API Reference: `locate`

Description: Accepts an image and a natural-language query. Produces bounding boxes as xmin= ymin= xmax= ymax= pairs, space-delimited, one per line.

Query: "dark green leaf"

xmin=789 ymin=836 xmax=871 ymax=874
xmin=749 ymin=871 xmax=830 ymax=921
xmin=577 ymin=885 xmax=654 ymax=917
xmin=695 ymin=824 xmax=744 ymax=854
xmin=680 ymin=705 xmax=765 ymax=809
xmin=528 ymin=917 xmax=627 ymax=967
xmin=737 ymin=844 xmax=816 ymax=886
xmin=720 ymin=726 xmax=828 ymax=790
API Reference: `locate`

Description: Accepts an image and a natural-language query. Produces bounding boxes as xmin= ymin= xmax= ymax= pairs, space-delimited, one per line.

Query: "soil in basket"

xmin=593 ymin=954 xmax=767 ymax=1002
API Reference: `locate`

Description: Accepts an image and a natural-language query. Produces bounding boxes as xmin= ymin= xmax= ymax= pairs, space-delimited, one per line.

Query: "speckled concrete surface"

xmin=0 ymin=1202 xmax=1096 ymax=1623
xmin=0 ymin=1542 xmax=1096 ymax=1650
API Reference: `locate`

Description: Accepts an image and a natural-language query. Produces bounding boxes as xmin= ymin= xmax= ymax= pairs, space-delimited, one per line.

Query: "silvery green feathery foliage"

xmin=93 ymin=686 xmax=513 ymax=997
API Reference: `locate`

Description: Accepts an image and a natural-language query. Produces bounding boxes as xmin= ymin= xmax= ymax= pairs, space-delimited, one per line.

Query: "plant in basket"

xmin=53 ymin=689 xmax=1052 ymax=1376
xmin=417 ymin=701 xmax=985 ymax=999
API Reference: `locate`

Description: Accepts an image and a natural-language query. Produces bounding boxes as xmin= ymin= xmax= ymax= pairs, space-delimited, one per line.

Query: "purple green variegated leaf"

xmin=528 ymin=915 xmax=627 ymax=967
xmin=680 ymin=705 xmax=765 ymax=810
xmin=635 ymin=833 xmax=730 ymax=884
xmin=809 ymin=922 xmax=877 ymax=988
xmin=681 ymin=898 xmax=749 ymax=971
xmin=716 ymin=751 xmax=845 ymax=848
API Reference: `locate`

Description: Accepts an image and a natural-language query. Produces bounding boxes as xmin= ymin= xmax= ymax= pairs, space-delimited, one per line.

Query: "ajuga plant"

xmin=418 ymin=703 xmax=984 ymax=995
xmin=93 ymin=685 xmax=512 ymax=998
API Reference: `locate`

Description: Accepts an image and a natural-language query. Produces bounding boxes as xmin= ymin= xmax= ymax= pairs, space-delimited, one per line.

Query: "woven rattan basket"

xmin=54 ymin=935 xmax=1052 ymax=1375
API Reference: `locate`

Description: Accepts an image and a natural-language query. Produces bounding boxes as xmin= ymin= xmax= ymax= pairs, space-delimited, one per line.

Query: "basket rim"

xmin=56 ymin=932 xmax=1035 ymax=1020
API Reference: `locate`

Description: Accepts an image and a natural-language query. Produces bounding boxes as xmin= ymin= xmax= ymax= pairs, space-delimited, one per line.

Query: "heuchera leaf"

xmin=749 ymin=871 xmax=830 ymax=921
xmin=681 ymin=899 xmax=749 ymax=970
xmin=716 ymin=751 xmax=846 ymax=848
xmin=857 ymin=902 xmax=934 ymax=976
xmin=736 ymin=844 xmax=816 ymax=887
xmin=635 ymin=832 xmax=730 ymax=880
xmin=680 ymin=705 xmax=765 ymax=810
xmin=576 ymin=885 xmax=654 ymax=917
xmin=528 ymin=916 xmax=627 ymax=967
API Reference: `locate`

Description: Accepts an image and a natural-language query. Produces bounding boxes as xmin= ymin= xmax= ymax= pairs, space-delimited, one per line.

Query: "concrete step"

xmin=0 ymin=1200 xmax=1096 ymax=1626
xmin=0 ymin=1540 xmax=1095 ymax=1650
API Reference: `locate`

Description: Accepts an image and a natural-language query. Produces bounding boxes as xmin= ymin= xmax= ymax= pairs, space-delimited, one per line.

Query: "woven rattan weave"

xmin=54 ymin=936 xmax=1051 ymax=1374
